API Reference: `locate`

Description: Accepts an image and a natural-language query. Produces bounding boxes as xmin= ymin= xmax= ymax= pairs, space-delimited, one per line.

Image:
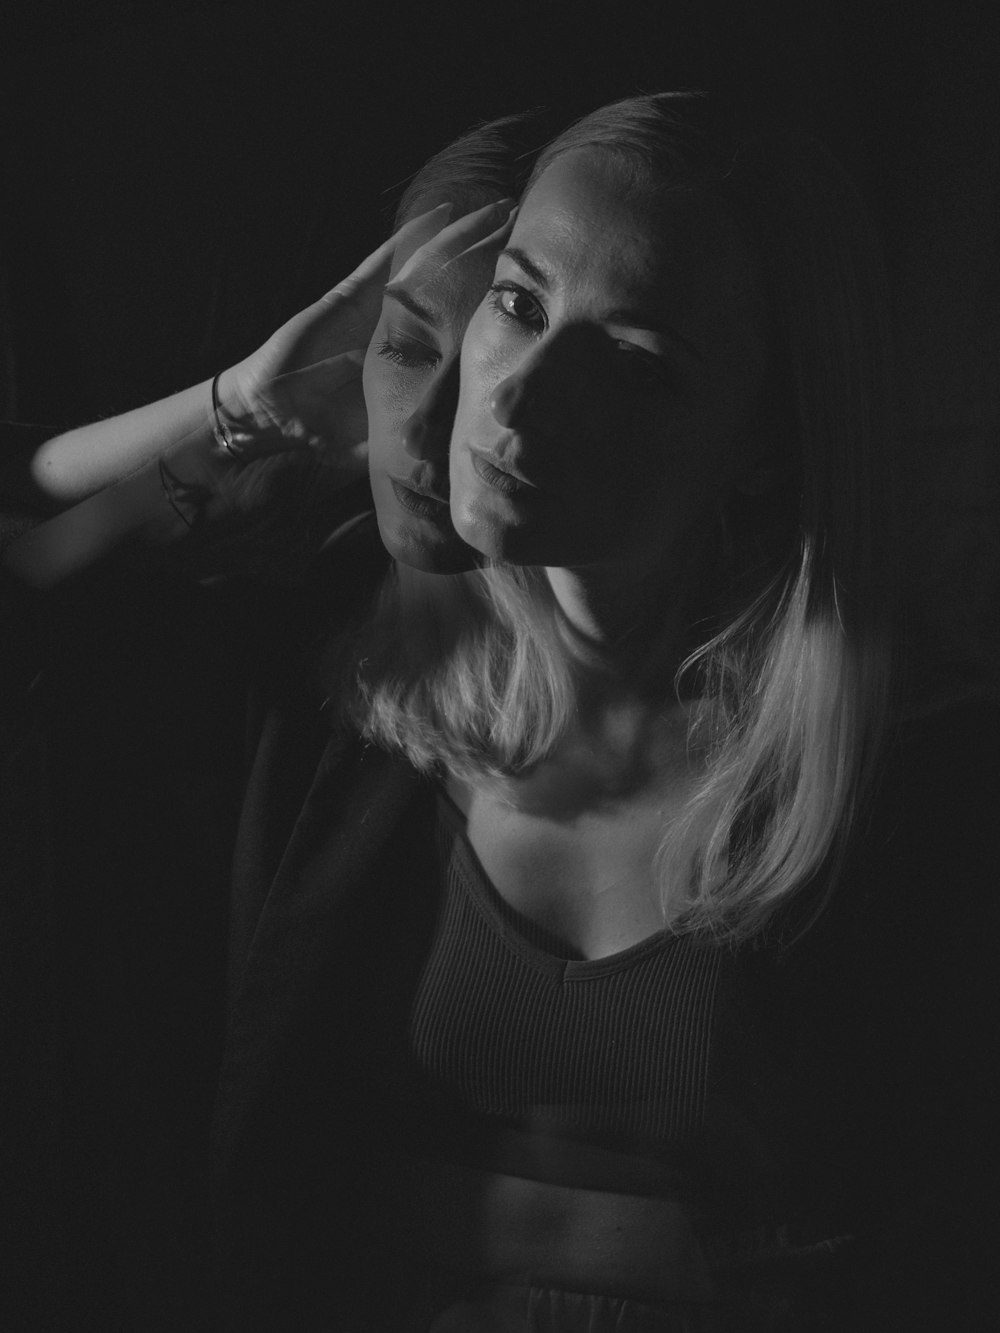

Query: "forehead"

xmin=387 ymin=227 xmax=496 ymax=332
xmin=513 ymin=149 xmax=760 ymax=316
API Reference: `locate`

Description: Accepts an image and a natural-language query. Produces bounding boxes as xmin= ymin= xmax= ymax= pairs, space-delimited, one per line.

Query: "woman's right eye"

xmin=375 ymin=336 xmax=440 ymax=371
xmin=488 ymin=283 xmax=545 ymax=332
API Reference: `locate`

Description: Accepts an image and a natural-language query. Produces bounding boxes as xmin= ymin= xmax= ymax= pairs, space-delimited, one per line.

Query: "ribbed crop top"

xmin=335 ymin=791 xmax=823 ymax=1236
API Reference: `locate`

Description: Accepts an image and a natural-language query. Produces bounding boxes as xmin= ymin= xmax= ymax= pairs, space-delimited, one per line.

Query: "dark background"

xmin=0 ymin=0 xmax=992 ymax=424
xmin=5 ymin=0 xmax=879 ymax=423
xmin=1 ymin=2 xmax=997 ymax=1328
xmin=3 ymin=0 xmax=998 ymax=687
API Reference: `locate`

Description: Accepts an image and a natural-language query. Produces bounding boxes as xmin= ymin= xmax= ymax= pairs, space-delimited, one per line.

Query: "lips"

xmin=469 ymin=450 xmax=535 ymax=497
xmin=389 ymin=477 xmax=450 ymax=520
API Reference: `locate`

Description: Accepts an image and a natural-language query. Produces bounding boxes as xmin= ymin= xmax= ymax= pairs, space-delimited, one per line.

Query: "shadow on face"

xmin=449 ymin=149 xmax=769 ymax=593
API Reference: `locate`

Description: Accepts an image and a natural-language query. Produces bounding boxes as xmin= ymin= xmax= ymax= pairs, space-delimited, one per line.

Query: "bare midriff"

xmin=371 ymin=1154 xmax=715 ymax=1304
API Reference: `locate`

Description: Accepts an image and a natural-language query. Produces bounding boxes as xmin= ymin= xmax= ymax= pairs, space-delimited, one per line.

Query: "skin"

xmin=445 ymin=148 xmax=773 ymax=959
xmin=449 ymin=148 xmax=769 ymax=646
xmin=363 ymin=199 xmax=515 ymax=573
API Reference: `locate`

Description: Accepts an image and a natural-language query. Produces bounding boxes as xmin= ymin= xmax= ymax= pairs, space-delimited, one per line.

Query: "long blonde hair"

xmin=352 ymin=93 xmax=897 ymax=942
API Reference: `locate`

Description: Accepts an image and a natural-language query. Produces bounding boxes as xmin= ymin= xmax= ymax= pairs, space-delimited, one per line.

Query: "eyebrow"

xmin=382 ymin=284 xmax=442 ymax=329
xmin=500 ymin=246 xmax=553 ymax=290
xmin=604 ymin=308 xmax=704 ymax=363
xmin=501 ymin=247 xmax=703 ymax=363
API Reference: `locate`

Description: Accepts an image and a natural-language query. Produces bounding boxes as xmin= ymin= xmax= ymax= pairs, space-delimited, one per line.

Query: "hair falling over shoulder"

xmin=350 ymin=561 xmax=575 ymax=779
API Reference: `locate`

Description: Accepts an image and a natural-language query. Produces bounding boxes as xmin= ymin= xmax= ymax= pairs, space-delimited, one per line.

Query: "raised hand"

xmin=389 ymin=199 xmax=517 ymax=296
xmin=213 ymin=204 xmax=455 ymax=479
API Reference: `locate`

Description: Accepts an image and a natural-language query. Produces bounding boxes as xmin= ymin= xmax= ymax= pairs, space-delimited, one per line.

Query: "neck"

xmin=544 ymin=561 xmax=698 ymax=706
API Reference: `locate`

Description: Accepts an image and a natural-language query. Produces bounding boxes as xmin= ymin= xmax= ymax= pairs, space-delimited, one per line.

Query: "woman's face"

xmin=363 ymin=200 xmax=512 ymax=573
xmin=449 ymin=149 xmax=769 ymax=581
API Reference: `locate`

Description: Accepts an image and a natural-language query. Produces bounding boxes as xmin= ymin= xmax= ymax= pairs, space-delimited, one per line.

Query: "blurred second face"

xmin=363 ymin=203 xmax=510 ymax=573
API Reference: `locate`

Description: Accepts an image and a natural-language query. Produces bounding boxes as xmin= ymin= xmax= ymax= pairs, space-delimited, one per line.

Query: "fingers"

xmin=285 ymin=204 xmax=457 ymax=362
xmin=230 ymin=349 xmax=368 ymax=462
xmin=263 ymin=198 xmax=516 ymax=378
xmin=264 ymin=349 xmax=367 ymax=444
xmin=287 ymin=377 xmax=368 ymax=457
xmin=441 ymin=205 xmax=519 ymax=275
xmin=391 ymin=197 xmax=516 ymax=289
xmin=272 ymin=346 xmax=366 ymax=392
xmin=320 ymin=203 xmax=454 ymax=308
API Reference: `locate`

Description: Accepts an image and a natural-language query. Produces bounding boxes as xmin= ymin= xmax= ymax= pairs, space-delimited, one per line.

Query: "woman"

xmin=216 ymin=95 xmax=992 ymax=1330
xmin=443 ymin=93 xmax=893 ymax=944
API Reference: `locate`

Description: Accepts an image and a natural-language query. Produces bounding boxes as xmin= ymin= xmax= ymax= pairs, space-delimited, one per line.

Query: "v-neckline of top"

xmin=434 ymin=786 xmax=680 ymax=981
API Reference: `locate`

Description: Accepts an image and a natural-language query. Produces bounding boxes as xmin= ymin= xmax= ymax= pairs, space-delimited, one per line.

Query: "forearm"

xmin=1 ymin=455 xmax=191 ymax=592
xmin=28 ymin=376 xmax=224 ymax=508
xmin=2 ymin=223 xmax=389 ymax=584
xmin=1 ymin=369 xmax=265 ymax=591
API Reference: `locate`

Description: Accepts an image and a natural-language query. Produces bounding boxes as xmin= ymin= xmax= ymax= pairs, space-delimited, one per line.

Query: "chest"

xmin=445 ymin=769 xmax=690 ymax=961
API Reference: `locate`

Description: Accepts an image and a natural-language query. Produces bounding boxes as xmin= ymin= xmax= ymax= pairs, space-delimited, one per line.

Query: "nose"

xmin=490 ymin=373 xmax=531 ymax=429
xmin=402 ymin=356 xmax=460 ymax=462
xmin=489 ymin=335 xmax=576 ymax=431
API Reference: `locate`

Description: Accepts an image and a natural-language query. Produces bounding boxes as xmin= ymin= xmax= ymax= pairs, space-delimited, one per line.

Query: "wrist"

xmin=160 ymin=371 xmax=246 ymax=490
xmin=212 ymin=363 xmax=248 ymax=421
xmin=211 ymin=368 xmax=257 ymax=462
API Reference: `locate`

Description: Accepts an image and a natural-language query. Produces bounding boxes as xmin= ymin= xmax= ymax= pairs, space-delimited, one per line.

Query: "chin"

xmin=451 ymin=503 xmax=542 ymax=567
xmin=377 ymin=512 xmax=476 ymax=575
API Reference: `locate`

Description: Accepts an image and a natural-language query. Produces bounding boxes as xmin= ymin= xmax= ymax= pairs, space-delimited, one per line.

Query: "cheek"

xmin=361 ymin=350 xmax=388 ymax=435
xmin=363 ymin=359 xmax=420 ymax=463
xmin=456 ymin=312 xmax=510 ymax=418
xmin=361 ymin=352 xmax=378 ymax=403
